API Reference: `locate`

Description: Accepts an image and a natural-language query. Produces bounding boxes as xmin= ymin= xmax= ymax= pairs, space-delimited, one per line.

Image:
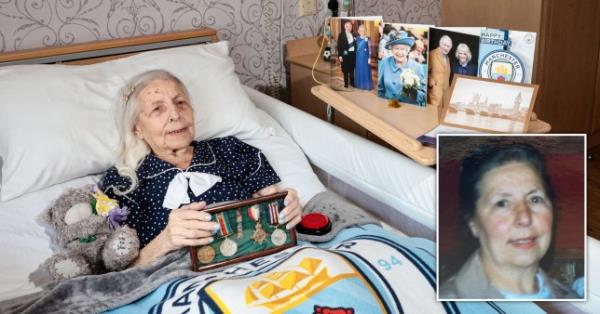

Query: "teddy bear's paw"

xmin=29 ymin=253 xmax=90 ymax=286
xmin=52 ymin=254 xmax=91 ymax=280
xmin=103 ymin=226 xmax=140 ymax=271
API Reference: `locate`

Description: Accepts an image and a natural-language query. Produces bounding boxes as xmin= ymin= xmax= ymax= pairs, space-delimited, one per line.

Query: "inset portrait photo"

xmin=437 ymin=135 xmax=586 ymax=301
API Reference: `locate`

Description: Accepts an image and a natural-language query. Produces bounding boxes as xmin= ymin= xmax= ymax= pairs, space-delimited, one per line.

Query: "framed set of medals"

xmin=190 ymin=192 xmax=297 ymax=272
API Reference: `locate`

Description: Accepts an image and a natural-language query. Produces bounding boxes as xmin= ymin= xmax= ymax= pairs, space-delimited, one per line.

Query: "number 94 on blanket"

xmin=189 ymin=192 xmax=297 ymax=272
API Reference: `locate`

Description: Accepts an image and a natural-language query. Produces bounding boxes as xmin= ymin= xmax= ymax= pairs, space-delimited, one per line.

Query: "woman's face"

xmin=134 ymin=78 xmax=195 ymax=155
xmin=391 ymin=45 xmax=410 ymax=64
xmin=458 ymin=51 xmax=468 ymax=64
xmin=414 ymin=40 xmax=425 ymax=52
xmin=470 ymin=162 xmax=553 ymax=271
xmin=358 ymin=25 xmax=366 ymax=36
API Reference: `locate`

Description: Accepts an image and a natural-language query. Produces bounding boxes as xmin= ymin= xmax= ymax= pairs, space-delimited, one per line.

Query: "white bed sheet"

xmin=0 ymin=175 xmax=101 ymax=301
xmin=573 ymin=236 xmax=600 ymax=313
xmin=244 ymin=86 xmax=436 ymax=229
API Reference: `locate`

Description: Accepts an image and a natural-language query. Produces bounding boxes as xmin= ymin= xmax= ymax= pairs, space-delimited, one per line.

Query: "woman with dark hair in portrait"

xmin=440 ymin=143 xmax=578 ymax=299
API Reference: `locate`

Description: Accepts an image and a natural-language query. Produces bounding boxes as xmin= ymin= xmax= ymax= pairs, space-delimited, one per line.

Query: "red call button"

xmin=297 ymin=213 xmax=332 ymax=235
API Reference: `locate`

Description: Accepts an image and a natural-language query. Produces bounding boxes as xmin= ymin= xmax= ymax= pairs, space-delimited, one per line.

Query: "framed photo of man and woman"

xmin=428 ymin=27 xmax=480 ymax=108
xmin=329 ymin=17 xmax=382 ymax=93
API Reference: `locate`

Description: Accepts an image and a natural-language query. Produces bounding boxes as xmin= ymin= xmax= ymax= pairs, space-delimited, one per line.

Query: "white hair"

xmin=114 ymin=70 xmax=190 ymax=195
xmin=455 ymin=43 xmax=472 ymax=62
xmin=439 ymin=35 xmax=453 ymax=46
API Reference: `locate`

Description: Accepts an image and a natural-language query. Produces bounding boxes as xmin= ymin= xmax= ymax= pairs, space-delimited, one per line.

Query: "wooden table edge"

xmin=311 ymin=85 xmax=436 ymax=166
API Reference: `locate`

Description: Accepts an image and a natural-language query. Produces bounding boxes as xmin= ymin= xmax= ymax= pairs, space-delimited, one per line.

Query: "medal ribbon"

xmin=216 ymin=212 xmax=232 ymax=238
xmin=268 ymin=202 xmax=279 ymax=225
xmin=247 ymin=205 xmax=260 ymax=221
xmin=236 ymin=209 xmax=243 ymax=238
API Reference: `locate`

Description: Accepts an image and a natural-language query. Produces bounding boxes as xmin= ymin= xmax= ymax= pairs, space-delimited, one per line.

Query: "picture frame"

xmin=441 ymin=74 xmax=539 ymax=133
xmin=377 ymin=23 xmax=432 ymax=107
xmin=190 ymin=192 xmax=297 ymax=272
xmin=436 ymin=134 xmax=586 ymax=301
xmin=328 ymin=16 xmax=382 ymax=92
xmin=429 ymin=27 xmax=481 ymax=84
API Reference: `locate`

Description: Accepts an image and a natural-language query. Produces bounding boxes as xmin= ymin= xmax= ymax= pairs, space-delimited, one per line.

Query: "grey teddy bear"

xmin=30 ymin=184 xmax=140 ymax=286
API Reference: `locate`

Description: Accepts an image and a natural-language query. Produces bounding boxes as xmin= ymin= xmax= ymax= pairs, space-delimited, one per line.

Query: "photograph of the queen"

xmin=377 ymin=31 xmax=427 ymax=106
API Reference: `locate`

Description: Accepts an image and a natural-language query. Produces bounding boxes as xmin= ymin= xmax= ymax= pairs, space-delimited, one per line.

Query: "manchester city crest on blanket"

xmin=190 ymin=192 xmax=297 ymax=271
xmin=202 ymin=248 xmax=388 ymax=313
xmin=168 ymin=233 xmax=451 ymax=314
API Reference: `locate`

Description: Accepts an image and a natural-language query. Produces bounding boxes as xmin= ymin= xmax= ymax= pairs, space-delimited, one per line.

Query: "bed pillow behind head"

xmin=0 ymin=41 xmax=260 ymax=201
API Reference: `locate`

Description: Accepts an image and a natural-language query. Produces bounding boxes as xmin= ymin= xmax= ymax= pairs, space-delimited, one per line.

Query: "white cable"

xmin=311 ymin=16 xmax=330 ymax=85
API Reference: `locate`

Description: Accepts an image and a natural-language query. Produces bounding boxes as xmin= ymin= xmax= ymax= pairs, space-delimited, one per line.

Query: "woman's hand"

xmin=254 ymin=185 xmax=302 ymax=230
xmin=132 ymin=201 xmax=218 ymax=268
xmin=160 ymin=201 xmax=218 ymax=251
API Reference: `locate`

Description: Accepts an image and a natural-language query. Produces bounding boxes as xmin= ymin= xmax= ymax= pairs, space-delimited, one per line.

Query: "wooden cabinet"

xmin=442 ymin=0 xmax=600 ymax=146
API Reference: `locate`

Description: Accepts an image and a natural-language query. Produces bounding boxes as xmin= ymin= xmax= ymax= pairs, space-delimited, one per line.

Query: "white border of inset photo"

xmin=436 ymin=134 xmax=587 ymax=302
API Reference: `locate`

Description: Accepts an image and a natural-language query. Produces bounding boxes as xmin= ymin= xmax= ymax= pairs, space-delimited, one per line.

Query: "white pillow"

xmin=245 ymin=109 xmax=326 ymax=205
xmin=0 ymin=41 xmax=260 ymax=201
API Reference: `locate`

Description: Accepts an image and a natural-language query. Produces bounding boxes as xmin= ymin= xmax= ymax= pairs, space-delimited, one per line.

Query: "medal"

xmin=247 ymin=204 xmax=260 ymax=221
xmin=197 ymin=246 xmax=215 ymax=264
xmin=248 ymin=204 xmax=266 ymax=244
xmin=220 ymin=237 xmax=238 ymax=257
xmin=270 ymin=228 xmax=287 ymax=246
xmin=236 ymin=209 xmax=243 ymax=239
xmin=267 ymin=201 xmax=280 ymax=225
xmin=251 ymin=223 xmax=267 ymax=245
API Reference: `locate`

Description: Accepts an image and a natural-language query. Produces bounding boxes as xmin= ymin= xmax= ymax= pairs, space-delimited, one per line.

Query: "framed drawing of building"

xmin=441 ymin=75 xmax=539 ymax=133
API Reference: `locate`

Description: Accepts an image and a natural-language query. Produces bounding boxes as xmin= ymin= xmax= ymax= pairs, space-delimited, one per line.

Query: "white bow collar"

xmin=162 ymin=172 xmax=222 ymax=209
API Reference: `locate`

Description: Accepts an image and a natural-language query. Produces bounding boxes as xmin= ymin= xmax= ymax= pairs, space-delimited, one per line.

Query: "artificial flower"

xmin=92 ymin=189 xmax=120 ymax=217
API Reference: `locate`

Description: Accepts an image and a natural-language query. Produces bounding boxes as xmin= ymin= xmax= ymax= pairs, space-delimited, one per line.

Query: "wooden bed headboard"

xmin=0 ymin=28 xmax=217 ymax=66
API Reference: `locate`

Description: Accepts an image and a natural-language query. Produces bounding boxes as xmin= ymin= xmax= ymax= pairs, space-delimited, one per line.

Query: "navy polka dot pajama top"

xmin=99 ymin=136 xmax=281 ymax=248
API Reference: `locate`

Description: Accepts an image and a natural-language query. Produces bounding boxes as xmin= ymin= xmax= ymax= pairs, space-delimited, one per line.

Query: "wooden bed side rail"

xmin=0 ymin=28 xmax=217 ymax=66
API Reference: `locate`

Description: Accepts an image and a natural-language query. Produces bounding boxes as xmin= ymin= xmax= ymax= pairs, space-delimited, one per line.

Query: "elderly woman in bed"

xmin=440 ymin=143 xmax=577 ymax=299
xmin=99 ymin=70 xmax=302 ymax=267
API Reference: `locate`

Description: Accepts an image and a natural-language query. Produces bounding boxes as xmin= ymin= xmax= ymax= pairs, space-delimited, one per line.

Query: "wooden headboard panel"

xmin=0 ymin=28 xmax=217 ymax=66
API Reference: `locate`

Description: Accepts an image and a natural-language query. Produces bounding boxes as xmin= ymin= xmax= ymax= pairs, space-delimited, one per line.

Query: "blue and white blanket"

xmin=107 ymin=225 xmax=543 ymax=314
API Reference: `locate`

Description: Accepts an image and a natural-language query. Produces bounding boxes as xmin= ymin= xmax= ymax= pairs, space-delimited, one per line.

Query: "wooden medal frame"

xmin=189 ymin=191 xmax=297 ymax=272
